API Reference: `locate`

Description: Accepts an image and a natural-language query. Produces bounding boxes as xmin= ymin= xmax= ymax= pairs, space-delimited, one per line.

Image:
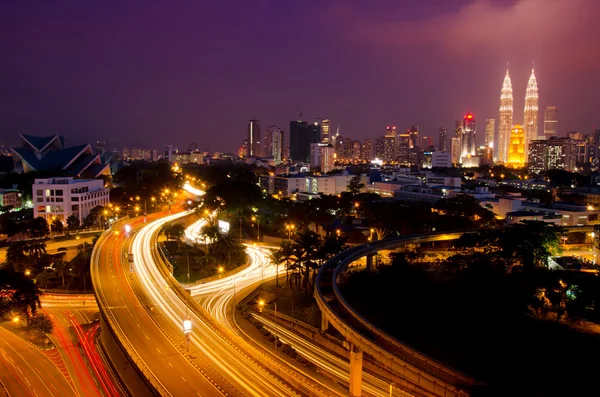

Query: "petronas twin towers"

xmin=496 ymin=68 xmax=539 ymax=163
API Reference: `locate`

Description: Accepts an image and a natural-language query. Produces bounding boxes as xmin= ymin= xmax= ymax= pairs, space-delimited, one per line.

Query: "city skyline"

xmin=1 ymin=0 xmax=599 ymax=152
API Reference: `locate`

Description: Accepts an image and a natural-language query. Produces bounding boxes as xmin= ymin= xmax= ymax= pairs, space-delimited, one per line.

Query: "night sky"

xmin=1 ymin=0 xmax=599 ymax=152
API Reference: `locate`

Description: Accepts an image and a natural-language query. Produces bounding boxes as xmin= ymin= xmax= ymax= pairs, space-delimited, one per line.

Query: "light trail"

xmin=130 ymin=212 xmax=300 ymax=397
xmin=184 ymin=219 xmax=415 ymax=397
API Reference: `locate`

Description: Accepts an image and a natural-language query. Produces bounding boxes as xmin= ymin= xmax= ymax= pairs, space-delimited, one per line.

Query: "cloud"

xmin=328 ymin=0 xmax=597 ymax=59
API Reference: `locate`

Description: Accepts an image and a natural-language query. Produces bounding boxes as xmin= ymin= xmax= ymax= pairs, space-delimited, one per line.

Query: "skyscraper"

xmin=507 ymin=125 xmax=526 ymax=168
xmin=290 ymin=119 xmax=321 ymax=162
xmin=484 ymin=119 xmax=495 ymax=149
xmin=352 ymin=141 xmax=362 ymax=162
xmin=397 ymin=131 xmax=410 ymax=165
xmin=544 ymin=106 xmax=558 ymax=140
xmin=498 ymin=70 xmax=513 ymax=163
xmin=362 ymin=139 xmax=373 ymax=161
xmin=461 ymin=113 xmax=476 ymax=162
xmin=451 ymin=137 xmax=461 ymax=165
xmin=438 ymin=128 xmax=448 ymax=152
xmin=264 ymin=125 xmax=284 ymax=162
xmin=383 ymin=126 xmax=397 ymax=162
xmin=248 ymin=118 xmax=261 ymax=156
xmin=523 ymin=68 xmax=539 ymax=152
xmin=321 ymin=119 xmax=330 ymax=144
xmin=409 ymin=125 xmax=419 ymax=149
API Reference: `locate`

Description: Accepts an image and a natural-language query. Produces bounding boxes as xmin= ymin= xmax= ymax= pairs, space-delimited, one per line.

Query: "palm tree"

xmin=201 ymin=224 xmax=220 ymax=255
xmin=279 ymin=240 xmax=295 ymax=285
xmin=25 ymin=239 xmax=47 ymax=269
xmin=6 ymin=241 xmax=27 ymax=272
xmin=267 ymin=249 xmax=284 ymax=287
xmin=292 ymin=230 xmax=321 ymax=294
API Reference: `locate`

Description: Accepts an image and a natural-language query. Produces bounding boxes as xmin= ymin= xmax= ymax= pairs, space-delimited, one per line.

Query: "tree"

xmin=29 ymin=313 xmax=54 ymax=334
xmin=292 ymin=230 xmax=321 ymax=294
xmin=268 ymin=249 xmax=284 ymax=286
xmin=346 ymin=175 xmax=365 ymax=195
xmin=165 ymin=223 xmax=185 ymax=245
xmin=27 ymin=217 xmax=49 ymax=238
xmin=54 ymin=259 xmax=69 ymax=287
xmin=5 ymin=241 xmax=28 ymax=272
xmin=25 ymin=239 xmax=47 ymax=268
xmin=66 ymin=215 xmax=80 ymax=230
xmin=0 ymin=270 xmax=42 ymax=325
xmin=51 ymin=218 xmax=63 ymax=235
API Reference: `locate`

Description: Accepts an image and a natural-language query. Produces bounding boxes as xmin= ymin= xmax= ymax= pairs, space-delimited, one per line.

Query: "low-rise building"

xmin=33 ymin=177 xmax=109 ymax=224
xmin=393 ymin=185 xmax=453 ymax=204
xmin=0 ymin=188 xmax=21 ymax=209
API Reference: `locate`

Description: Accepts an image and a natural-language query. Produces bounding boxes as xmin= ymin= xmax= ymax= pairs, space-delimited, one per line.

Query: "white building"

xmin=431 ymin=151 xmax=452 ymax=168
xmin=33 ymin=177 xmax=109 ymax=224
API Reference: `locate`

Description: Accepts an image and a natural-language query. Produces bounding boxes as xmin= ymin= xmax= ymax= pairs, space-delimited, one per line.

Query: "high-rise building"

xmin=507 ymin=125 xmax=526 ymax=168
xmin=528 ymin=140 xmax=548 ymax=173
xmin=409 ymin=125 xmax=419 ymax=149
xmin=484 ymin=119 xmax=495 ymax=149
xmin=248 ymin=118 xmax=261 ymax=156
xmin=451 ymin=137 xmax=461 ymax=165
xmin=547 ymin=138 xmax=577 ymax=172
xmin=352 ymin=141 xmax=362 ymax=162
xmin=498 ymin=70 xmax=514 ymax=163
xmin=523 ymin=68 xmax=539 ymax=152
xmin=263 ymin=125 xmax=283 ymax=160
xmin=188 ymin=141 xmax=199 ymax=152
xmin=290 ymin=120 xmax=321 ymax=162
xmin=374 ymin=136 xmax=385 ymax=159
xmin=568 ymin=131 xmax=583 ymax=140
xmin=164 ymin=145 xmax=174 ymax=163
xmin=461 ymin=113 xmax=476 ymax=162
xmin=420 ymin=136 xmax=433 ymax=150
xmin=544 ymin=106 xmax=558 ymax=140
xmin=362 ymin=138 xmax=373 ymax=161
xmin=310 ymin=143 xmax=329 ymax=168
xmin=238 ymin=139 xmax=248 ymax=158
xmin=343 ymin=137 xmax=352 ymax=160
xmin=438 ymin=128 xmax=448 ymax=152
xmin=321 ymin=145 xmax=335 ymax=173
xmin=321 ymin=119 xmax=330 ymax=144
xmin=282 ymin=147 xmax=290 ymax=161
xmin=383 ymin=126 xmax=397 ymax=162
xmin=397 ymin=131 xmax=411 ymax=165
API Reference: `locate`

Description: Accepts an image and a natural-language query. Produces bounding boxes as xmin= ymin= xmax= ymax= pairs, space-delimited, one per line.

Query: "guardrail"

xmin=315 ymin=231 xmax=476 ymax=397
xmin=91 ymin=220 xmax=170 ymax=397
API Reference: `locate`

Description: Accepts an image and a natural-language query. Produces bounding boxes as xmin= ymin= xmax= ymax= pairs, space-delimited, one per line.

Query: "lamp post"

xmin=285 ymin=224 xmax=295 ymax=241
xmin=239 ymin=217 xmax=242 ymax=243
xmin=251 ymin=215 xmax=260 ymax=243
xmin=370 ymin=228 xmax=374 ymax=242
xmin=258 ymin=300 xmax=277 ymax=354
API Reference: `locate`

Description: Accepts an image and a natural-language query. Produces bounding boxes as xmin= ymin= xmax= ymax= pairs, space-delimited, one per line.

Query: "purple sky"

xmin=1 ymin=0 xmax=599 ymax=152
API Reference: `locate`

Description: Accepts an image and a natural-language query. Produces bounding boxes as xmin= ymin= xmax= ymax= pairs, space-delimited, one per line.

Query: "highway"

xmin=184 ymin=218 xmax=413 ymax=397
xmin=0 ymin=325 xmax=75 ymax=397
xmin=92 ymin=211 xmax=239 ymax=397
xmin=129 ymin=212 xmax=306 ymax=396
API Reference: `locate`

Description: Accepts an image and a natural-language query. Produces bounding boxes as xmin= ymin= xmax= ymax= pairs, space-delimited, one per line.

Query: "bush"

xmin=268 ymin=334 xmax=275 ymax=342
xmin=260 ymin=327 xmax=271 ymax=336
xmin=29 ymin=313 xmax=53 ymax=334
xmin=295 ymin=355 xmax=309 ymax=365
xmin=254 ymin=322 xmax=263 ymax=330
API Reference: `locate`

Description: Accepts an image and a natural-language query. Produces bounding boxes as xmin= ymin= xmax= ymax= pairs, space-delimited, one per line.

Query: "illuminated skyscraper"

xmin=383 ymin=126 xmax=397 ymax=162
xmin=361 ymin=138 xmax=373 ymax=161
xmin=484 ymin=119 xmax=495 ymax=149
xmin=248 ymin=118 xmax=261 ymax=156
xmin=352 ymin=141 xmax=362 ymax=162
xmin=451 ymin=137 xmax=461 ymax=165
xmin=524 ymin=68 xmax=539 ymax=152
xmin=438 ymin=128 xmax=448 ymax=152
xmin=498 ymin=70 xmax=513 ymax=163
xmin=544 ymin=106 xmax=558 ymax=140
xmin=321 ymin=119 xmax=330 ymax=143
xmin=408 ymin=125 xmax=419 ymax=148
xmin=507 ymin=125 xmax=526 ymax=168
xmin=461 ymin=113 xmax=476 ymax=162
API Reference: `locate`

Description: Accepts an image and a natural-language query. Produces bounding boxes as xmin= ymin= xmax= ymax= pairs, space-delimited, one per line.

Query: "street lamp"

xmin=24 ymin=269 xmax=31 ymax=276
xmin=285 ymin=224 xmax=295 ymax=241
xmin=258 ymin=299 xmax=277 ymax=353
xmin=336 ymin=229 xmax=341 ymax=240
xmin=370 ymin=228 xmax=375 ymax=242
xmin=252 ymin=215 xmax=260 ymax=243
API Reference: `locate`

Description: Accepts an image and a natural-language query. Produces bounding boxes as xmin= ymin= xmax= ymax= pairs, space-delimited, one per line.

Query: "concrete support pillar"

xmin=320 ymin=314 xmax=329 ymax=332
xmin=366 ymin=253 xmax=375 ymax=271
xmin=349 ymin=344 xmax=363 ymax=396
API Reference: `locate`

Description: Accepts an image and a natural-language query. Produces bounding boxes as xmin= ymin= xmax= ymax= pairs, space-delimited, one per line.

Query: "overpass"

xmin=315 ymin=232 xmax=476 ymax=397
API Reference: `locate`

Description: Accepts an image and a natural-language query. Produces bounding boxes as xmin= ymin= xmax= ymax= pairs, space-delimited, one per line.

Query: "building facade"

xmin=248 ymin=118 xmax=261 ymax=156
xmin=523 ymin=69 xmax=539 ymax=151
xmin=544 ymin=106 xmax=558 ymax=140
xmin=33 ymin=177 xmax=109 ymax=224
xmin=461 ymin=113 xmax=476 ymax=162
xmin=498 ymin=70 xmax=514 ymax=163
xmin=438 ymin=127 xmax=448 ymax=152
xmin=507 ymin=125 xmax=526 ymax=168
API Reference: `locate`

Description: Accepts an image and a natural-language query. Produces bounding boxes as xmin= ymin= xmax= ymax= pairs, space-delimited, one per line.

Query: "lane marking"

xmin=156 ymin=348 xmax=161 ymax=354
xmin=181 ymin=376 xmax=187 ymax=383
xmin=168 ymin=362 xmax=173 ymax=368
xmin=145 ymin=334 xmax=150 ymax=340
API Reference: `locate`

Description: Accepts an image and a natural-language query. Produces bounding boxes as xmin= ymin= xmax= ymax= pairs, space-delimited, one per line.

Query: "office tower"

xmin=397 ymin=131 xmax=411 ymax=165
xmin=455 ymin=120 xmax=463 ymax=140
xmin=164 ymin=145 xmax=174 ymax=162
xmin=352 ymin=141 xmax=362 ymax=162
xmin=507 ymin=125 xmax=526 ymax=168
xmin=461 ymin=113 xmax=476 ymax=162
xmin=383 ymin=126 xmax=397 ymax=162
xmin=343 ymin=137 xmax=352 ymax=159
xmin=498 ymin=70 xmax=513 ymax=163
xmin=438 ymin=128 xmax=448 ymax=152
xmin=451 ymin=137 xmax=461 ymax=165
xmin=282 ymin=147 xmax=290 ymax=161
xmin=523 ymin=68 xmax=539 ymax=152
xmin=290 ymin=120 xmax=321 ymax=162
xmin=248 ymin=118 xmax=261 ymax=156
xmin=362 ymin=138 xmax=373 ymax=161
xmin=374 ymin=136 xmax=385 ymax=159
xmin=484 ymin=119 xmax=495 ymax=149
xmin=238 ymin=139 xmax=248 ymax=158
xmin=269 ymin=126 xmax=284 ymax=162
xmin=321 ymin=145 xmax=335 ymax=173
xmin=334 ymin=134 xmax=346 ymax=161
xmin=568 ymin=131 xmax=583 ymax=140
xmin=528 ymin=140 xmax=548 ymax=173
xmin=321 ymin=119 xmax=330 ymax=143
xmin=547 ymin=138 xmax=577 ymax=171
xmin=310 ymin=143 xmax=328 ymax=168
xmin=544 ymin=106 xmax=558 ymax=140
xmin=409 ymin=125 xmax=419 ymax=148
xmin=420 ymin=136 xmax=433 ymax=150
